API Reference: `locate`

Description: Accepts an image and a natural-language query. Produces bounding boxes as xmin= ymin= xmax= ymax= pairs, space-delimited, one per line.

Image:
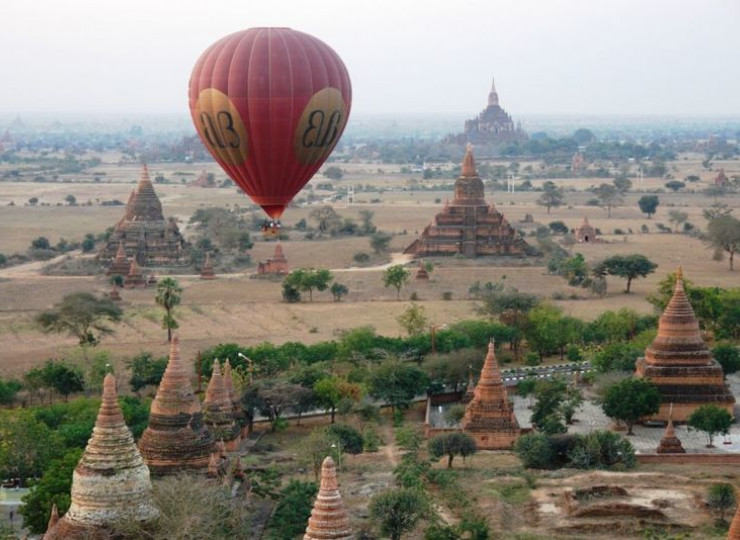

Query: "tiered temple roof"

xmin=44 ymin=375 xmax=159 ymax=539
xmin=139 ymin=336 xmax=214 ymax=475
xmin=635 ymin=268 xmax=735 ymax=422
xmin=304 ymin=456 xmax=352 ymax=540
xmin=447 ymin=78 xmax=527 ymax=145
xmin=200 ymin=252 xmax=216 ymax=280
xmin=203 ymin=362 xmax=240 ymax=450
xmin=462 ymin=341 xmax=520 ymax=449
xmin=404 ymin=146 xmax=529 ymax=258
xmin=98 ymin=165 xmax=189 ymax=267
xmin=257 ymin=242 xmax=289 ymax=275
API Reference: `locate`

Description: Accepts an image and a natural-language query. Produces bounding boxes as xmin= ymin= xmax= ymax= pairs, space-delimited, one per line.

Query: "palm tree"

xmin=155 ymin=277 xmax=182 ymax=342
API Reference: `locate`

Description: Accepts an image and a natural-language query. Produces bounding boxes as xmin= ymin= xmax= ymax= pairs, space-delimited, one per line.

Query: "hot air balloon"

xmin=189 ymin=27 xmax=352 ymax=234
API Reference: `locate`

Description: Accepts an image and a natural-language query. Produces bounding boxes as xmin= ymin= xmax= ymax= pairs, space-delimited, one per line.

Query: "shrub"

xmin=266 ymin=480 xmax=318 ymax=539
xmin=514 ymin=433 xmax=555 ymax=469
xmin=353 ymin=252 xmax=370 ymax=263
xmin=325 ymin=423 xmax=364 ymax=455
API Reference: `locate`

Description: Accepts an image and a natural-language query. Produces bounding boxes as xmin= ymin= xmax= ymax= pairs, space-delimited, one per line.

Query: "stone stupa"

xmin=44 ymin=375 xmax=159 ymax=539
xmin=97 ymin=164 xmax=189 ymax=267
xmin=404 ymin=145 xmax=529 ymax=258
xmin=222 ymin=359 xmax=245 ymax=436
xmin=656 ymin=411 xmax=685 ymax=454
xmin=635 ymin=267 xmax=735 ymax=422
xmin=304 ymin=456 xmax=352 ymax=540
xmin=203 ymin=362 xmax=240 ymax=450
xmin=729 ymin=494 xmax=740 ymax=539
xmin=462 ymin=341 xmax=521 ymax=449
xmin=257 ymin=242 xmax=289 ymax=275
xmin=139 ymin=336 xmax=214 ymax=475
xmin=123 ymin=259 xmax=147 ymax=289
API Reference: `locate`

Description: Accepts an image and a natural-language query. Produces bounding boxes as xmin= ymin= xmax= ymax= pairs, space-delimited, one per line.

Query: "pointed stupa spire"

xmin=139 ymin=336 xmax=214 ymax=475
xmin=200 ymin=252 xmax=216 ymax=280
xmin=45 ymin=375 xmax=159 ymax=539
xmin=461 ymin=143 xmax=478 ymax=178
xmin=222 ymin=359 xmax=236 ymax=404
xmin=656 ymin=404 xmax=685 ymax=454
xmin=487 ymin=77 xmax=499 ymax=106
xmin=461 ymin=340 xmax=520 ymax=449
xmin=127 ymin=164 xmax=164 ymax=222
xmin=304 ymin=456 xmax=352 ymax=540
xmin=203 ymin=360 xmax=238 ymax=447
xmin=106 ymin=241 xmax=130 ymax=276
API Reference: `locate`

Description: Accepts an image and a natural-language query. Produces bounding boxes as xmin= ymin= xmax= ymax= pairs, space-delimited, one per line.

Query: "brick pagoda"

xmin=139 ymin=336 xmax=214 ymax=475
xmin=203 ymin=361 xmax=240 ymax=450
xmin=462 ymin=341 xmax=520 ymax=449
xmin=222 ymin=360 xmax=246 ymax=436
xmin=257 ymin=242 xmax=289 ymax=275
xmin=656 ymin=415 xmax=685 ymax=454
xmin=200 ymin=252 xmax=216 ymax=280
xmin=404 ymin=146 xmax=528 ymax=258
xmin=98 ymin=164 xmax=189 ymax=268
xmin=575 ymin=216 xmax=597 ymax=243
xmin=304 ymin=456 xmax=352 ymax=540
xmin=44 ymin=375 xmax=159 ymax=539
xmin=635 ymin=268 xmax=735 ymax=422
xmin=123 ymin=259 xmax=147 ymax=288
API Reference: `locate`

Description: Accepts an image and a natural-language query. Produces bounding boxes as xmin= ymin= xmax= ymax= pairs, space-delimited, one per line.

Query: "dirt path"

xmin=379 ymin=424 xmax=399 ymax=467
xmin=0 ymin=250 xmax=83 ymax=278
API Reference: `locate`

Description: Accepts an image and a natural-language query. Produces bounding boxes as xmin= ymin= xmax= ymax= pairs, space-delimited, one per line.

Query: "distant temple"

xmin=139 ymin=336 xmax=214 ymax=475
xmin=461 ymin=342 xmax=521 ymax=449
xmin=447 ymin=78 xmax=527 ymax=145
xmin=404 ymin=146 xmax=529 ymax=258
xmin=44 ymin=375 xmax=159 ymax=539
xmin=634 ymin=268 xmax=735 ymax=422
xmin=189 ymin=170 xmax=216 ymax=188
xmin=199 ymin=252 xmax=216 ymax=280
xmin=257 ymin=242 xmax=290 ymax=275
xmin=98 ymin=165 xmax=189 ymax=268
xmin=575 ymin=216 xmax=597 ymax=243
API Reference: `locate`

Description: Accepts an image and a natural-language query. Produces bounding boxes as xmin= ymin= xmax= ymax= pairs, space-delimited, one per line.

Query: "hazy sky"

xmin=2 ymin=0 xmax=739 ymax=117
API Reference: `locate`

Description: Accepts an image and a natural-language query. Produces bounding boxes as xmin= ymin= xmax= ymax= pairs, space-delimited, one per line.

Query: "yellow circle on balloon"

xmin=192 ymin=88 xmax=248 ymax=167
xmin=293 ymin=88 xmax=348 ymax=165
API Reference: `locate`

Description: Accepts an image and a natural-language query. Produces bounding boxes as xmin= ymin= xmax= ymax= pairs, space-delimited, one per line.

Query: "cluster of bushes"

xmin=514 ymin=430 xmax=636 ymax=470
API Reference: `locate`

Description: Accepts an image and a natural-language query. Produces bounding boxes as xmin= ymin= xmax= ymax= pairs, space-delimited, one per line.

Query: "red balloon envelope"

xmin=189 ymin=27 xmax=352 ymax=219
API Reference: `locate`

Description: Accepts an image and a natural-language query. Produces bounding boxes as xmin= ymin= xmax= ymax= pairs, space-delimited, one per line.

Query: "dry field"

xmin=0 ymin=155 xmax=738 ymax=378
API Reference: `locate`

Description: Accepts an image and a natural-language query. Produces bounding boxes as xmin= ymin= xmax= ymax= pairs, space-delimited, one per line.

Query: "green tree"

xmin=531 ymin=378 xmax=568 ymax=435
xmin=664 ymin=180 xmax=685 ymax=192
xmin=126 ymin=352 xmax=168 ymax=393
xmin=31 ymin=236 xmax=51 ymax=250
xmin=427 ymin=432 xmax=477 ymax=468
xmin=81 ymin=233 xmax=96 ymax=253
xmin=537 ymin=181 xmax=564 ymax=214
xmin=309 ymin=205 xmax=342 ymax=237
xmin=155 ymin=277 xmax=182 ymax=342
xmin=0 ymin=379 xmax=22 ymax=405
xmin=714 ymin=344 xmax=740 ymax=376
xmin=638 ymin=195 xmax=659 ymax=218
xmin=35 ymin=292 xmax=122 ymax=346
xmin=525 ymin=304 xmax=563 ymax=361
xmin=20 ymin=448 xmax=82 ymax=534
xmin=613 ymin=175 xmax=632 ymax=194
xmin=359 ymin=210 xmax=377 ymax=235
xmin=705 ymin=215 xmax=740 ymax=271
xmin=313 ymin=376 xmax=362 ymax=424
xmin=266 ymin=480 xmax=318 ymax=539
xmin=284 ymin=268 xmax=334 ymax=302
xmin=367 ymin=359 xmax=429 ymax=412
xmin=330 ymin=282 xmax=349 ymax=302
xmin=43 ymin=361 xmax=85 ymax=402
xmin=383 ymin=265 xmax=411 ymax=300
xmin=64 ymin=194 xmax=77 ymax=205
xmin=707 ymin=483 xmax=736 ymax=524
xmin=396 ymin=303 xmax=429 ymax=336
xmin=0 ymin=411 xmax=64 ymax=485
xmin=600 ymin=254 xmax=658 ymax=293
xmin=477 ymin=287 xmax=539 ymax=359
xmin=303 ymin=428 xmax=342 ymax=482
xmin=370 ymin=488 xmax=428 ymax=540
xmin=513 ymin=432 xmax=555 ymax=469
xmin=595 ymin=183 xmax=623 ymax=218
xmin=601 ymin=378 xmax=660 ymax=435
xmin=668 ymin=210 xmax=689 ymax=232
xmin=688 ymin=404 xmax=732 ymax=447
xmin=322 ymin=166 xmax=344 ymax=180
xmin=592 ymin=343 xmax=640 ymax=373
xmin=370 ymin=232 xmax=392 ymax=254
xmin=567 ymin=430 xmax=636 ymax=470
